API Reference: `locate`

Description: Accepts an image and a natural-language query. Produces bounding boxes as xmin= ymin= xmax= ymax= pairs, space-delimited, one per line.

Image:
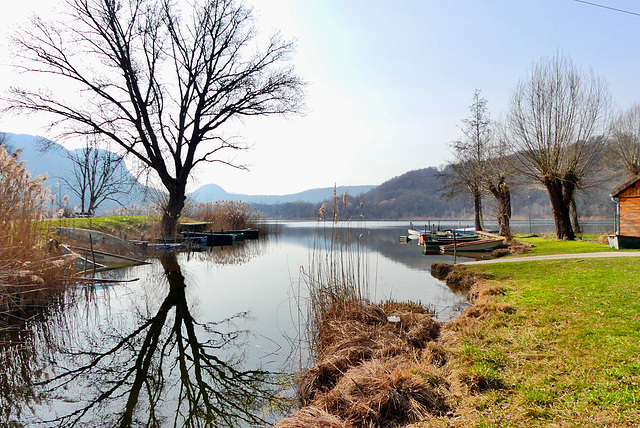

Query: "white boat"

xmin=408 ymin=228 xmax=431 ymax=236
xmin=439 ymin=238 xmax=505 ymax=254
xmin=453 ymin=227 xmax=477 ymax=235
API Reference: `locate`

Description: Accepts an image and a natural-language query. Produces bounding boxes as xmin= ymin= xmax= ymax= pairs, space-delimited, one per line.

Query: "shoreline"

xmin=275 ymin=265 xmax=484 ymax=427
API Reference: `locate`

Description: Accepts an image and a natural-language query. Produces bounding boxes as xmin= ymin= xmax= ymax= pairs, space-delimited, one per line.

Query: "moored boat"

xmin=419 ymin=233 xmax=481 ymax=246
xmin=182 ymin=231 xmax=235 ymax=246
xmin=408 ymin=228 xmax=431 ymax=236
xmin=439 ymin=238 xmax=505 ymax=254
xmin=63 ymin=245 xmax=150 ymax=269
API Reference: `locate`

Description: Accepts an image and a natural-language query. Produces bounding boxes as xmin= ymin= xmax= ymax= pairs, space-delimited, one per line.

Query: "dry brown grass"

xmin=184 ymin=200 xmax=269 ymax=233
xmin=280 ymin=298 xmax=449 ymax=428
xmin=281 ymin=194 xmax=460 ymax=427
xmin=0 ymin=147 xmax=75 ymax=322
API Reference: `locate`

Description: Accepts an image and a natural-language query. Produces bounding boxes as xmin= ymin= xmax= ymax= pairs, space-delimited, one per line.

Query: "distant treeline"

xmin=255 ymin=167 xmax=617 ymax=221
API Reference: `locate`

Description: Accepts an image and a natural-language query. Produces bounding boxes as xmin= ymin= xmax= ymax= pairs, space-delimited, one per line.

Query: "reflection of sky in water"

xmin=174 ymin=223 xmax=472 ymax=371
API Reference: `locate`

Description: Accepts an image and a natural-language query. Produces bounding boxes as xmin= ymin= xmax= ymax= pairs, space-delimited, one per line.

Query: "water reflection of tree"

xmin=196 ymin=238 xmax=275 ymax=266
xmin=5 ymin=252 xmax=281 ymax=427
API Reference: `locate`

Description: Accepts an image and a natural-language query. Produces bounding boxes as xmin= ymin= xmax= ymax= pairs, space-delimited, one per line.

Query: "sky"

xmin=2 ymin=0 xmax=640 ymax=196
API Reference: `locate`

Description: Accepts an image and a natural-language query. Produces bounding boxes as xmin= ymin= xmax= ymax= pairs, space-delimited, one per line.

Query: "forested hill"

xmin=255 ymin=167 xmax=617 ymax=220
xmin=255 ymin=167 xmax=469 ymax=220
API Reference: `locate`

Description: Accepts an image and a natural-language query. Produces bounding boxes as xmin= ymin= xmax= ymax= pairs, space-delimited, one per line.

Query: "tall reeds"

xmin=184 ymin=200 xmax=271 ymax=234
xmin=302 ymin=187 xmax=369 ymax=356
xmin=0 ymin=147 xmax=73 ymax=320
xmin=280 ymin=189 xmax=451 ymax=427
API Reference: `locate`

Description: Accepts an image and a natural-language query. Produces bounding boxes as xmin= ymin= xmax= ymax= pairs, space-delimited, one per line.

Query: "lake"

xmin=0 ymin=219 xmax=613 ymax=426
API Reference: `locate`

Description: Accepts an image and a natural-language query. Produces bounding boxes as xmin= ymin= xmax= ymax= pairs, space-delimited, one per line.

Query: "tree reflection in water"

xmin=2 ymin=252 xmax=283 ymax=427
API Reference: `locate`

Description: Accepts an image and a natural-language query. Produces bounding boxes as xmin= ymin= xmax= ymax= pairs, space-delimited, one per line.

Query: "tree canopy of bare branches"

xmin=4 ymin=0 xmax=305 ymax=235
xmin=505 ymin=52 xmax=611 ymax=240
xmin=445 ymin=90 xmax=493 ymax=231
xmin=609 ymin=104 xmax=640 ymax=178
xmin=60 ymin=139 xmax=135 ymax=215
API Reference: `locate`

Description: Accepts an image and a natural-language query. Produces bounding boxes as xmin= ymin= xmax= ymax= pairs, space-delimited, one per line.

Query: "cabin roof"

xmin=611 ymin=175 xmax=640 ymax=198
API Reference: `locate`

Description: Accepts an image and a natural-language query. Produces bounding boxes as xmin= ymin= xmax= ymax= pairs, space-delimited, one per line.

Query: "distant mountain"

xmin=189 ymin=183 xmax=376 ymax=205
xmin=254 ymin=167 xmax=470 ymax=220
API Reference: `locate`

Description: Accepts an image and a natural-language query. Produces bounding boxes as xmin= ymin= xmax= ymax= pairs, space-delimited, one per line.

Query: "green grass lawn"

xmin=447 ymin=257 xmax=640 ymax=426
xmin=43 ymin=215 xmax=164 ymax=240
xmin=513 ymin=235 xmax=616 ymax=256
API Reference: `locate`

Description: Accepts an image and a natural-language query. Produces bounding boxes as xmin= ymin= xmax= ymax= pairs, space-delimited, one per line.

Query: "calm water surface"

xmin=1 ymin=220 xmax=612 ymax=426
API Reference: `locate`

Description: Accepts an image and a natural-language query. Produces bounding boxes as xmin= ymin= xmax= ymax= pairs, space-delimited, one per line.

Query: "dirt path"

xmin=460 ymin=251 xmax=640 ymax=265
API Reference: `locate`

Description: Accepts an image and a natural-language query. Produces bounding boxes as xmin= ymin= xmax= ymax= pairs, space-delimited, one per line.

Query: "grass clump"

xmin=49 ymin=214 xmax=162 ymax=241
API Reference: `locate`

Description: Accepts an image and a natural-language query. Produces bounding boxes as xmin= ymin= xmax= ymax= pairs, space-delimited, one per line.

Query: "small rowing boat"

xmin=439 ymin=238 xmax=505 ymax=254
xmin=63 ymin=245 xmax=150 ymax=270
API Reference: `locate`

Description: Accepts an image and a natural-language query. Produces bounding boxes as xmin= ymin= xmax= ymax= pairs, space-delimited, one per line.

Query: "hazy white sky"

xmin=2 ymin=0 xmax=640 ymax=195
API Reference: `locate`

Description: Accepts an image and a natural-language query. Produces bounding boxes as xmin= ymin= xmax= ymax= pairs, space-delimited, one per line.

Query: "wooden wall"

xmin=619 ymin=181 xmax=640 ymax=236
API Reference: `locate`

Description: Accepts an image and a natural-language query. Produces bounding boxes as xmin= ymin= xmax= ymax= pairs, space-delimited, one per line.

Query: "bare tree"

xmin=445 ymin=90 xmax=492 ymax=231
xmin=609 ymin=104 xmax=640 ymax=177
xmin=505 ymin=52 xmax=611 ymax=240
xmin=484 ymin=125 xmax=514 ymax=236
xmin=5 ymin=0 xmax=304 ymax=235
xmin=60 ymin=139 xmax=135 ymax=215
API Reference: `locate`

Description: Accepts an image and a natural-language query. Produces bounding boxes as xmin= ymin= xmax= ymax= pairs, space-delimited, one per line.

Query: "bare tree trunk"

xmin=544 ymin=176 xmax=575 ymax=240
xmin=569 ymin=196 xmax=581 ymax=234
xmin=488 ymin=178 xmax=512 ymax=236
xmin=160 ymin=185 xmax=186 ymax=237
xmin=473 ymin=188 xmax=484 ymax=231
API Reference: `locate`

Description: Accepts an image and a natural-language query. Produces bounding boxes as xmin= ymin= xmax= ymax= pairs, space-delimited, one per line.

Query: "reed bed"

xmin=280 ymin=189 xmax=450 ymax=427
xmin=0 ymin=147 xmax=74 ymax=323
xmin=184 ymin=200 xmax=273 ymax=234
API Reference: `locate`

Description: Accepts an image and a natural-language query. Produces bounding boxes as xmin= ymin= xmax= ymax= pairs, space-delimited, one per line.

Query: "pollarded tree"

xmin=609 ymin=104 xmax=640 ymax=177
xmin=505 ymin=52 xmax=611 ymax=240
xmin=5 ymin=0 xmax=304 ymax=235
xmin=484 ymin=124 xmax=514 ymax=237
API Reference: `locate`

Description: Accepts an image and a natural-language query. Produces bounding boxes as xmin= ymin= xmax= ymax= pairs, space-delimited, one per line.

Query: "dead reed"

xmin=281 ymin=188 xmax=450 ymax=427
xmin=184 ymin=200 xmax=272 ymax=234
xmin=0 ymin=147 xmax=74 ymax=323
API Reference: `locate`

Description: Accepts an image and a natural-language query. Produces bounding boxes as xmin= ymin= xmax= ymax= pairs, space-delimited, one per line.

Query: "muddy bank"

xmin=276 ymin=265 xmax=508 ymax=427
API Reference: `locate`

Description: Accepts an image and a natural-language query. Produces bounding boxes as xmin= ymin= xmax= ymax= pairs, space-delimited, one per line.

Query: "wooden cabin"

xmin=609 ymin=176 xmax=640 ymax=249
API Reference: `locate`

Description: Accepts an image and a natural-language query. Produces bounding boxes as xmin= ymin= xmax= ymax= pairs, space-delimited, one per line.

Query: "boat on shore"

xmin=419 ymin=233 xmax=481 ymax=246
xmin=54 ymin=227 xmax=133 ymax=248
xmin=63 ymin=245 xmax=150 ymax=270
xmin=439 ymin=238 xmax=505 ymax=254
